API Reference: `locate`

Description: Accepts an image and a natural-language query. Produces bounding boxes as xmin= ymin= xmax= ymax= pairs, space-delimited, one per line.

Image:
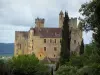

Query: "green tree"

xmin=79 ymin=0 xmax=100 ymax=55
xmin=56 ymin=65 xmax=78 ymax=75
xmin=0 ymin=59 xmax=9 ymax=75
xmin=8 ymin=55 xmax=50 ymax=75
xmin=60 ymin=12 xmax=71 ymax=65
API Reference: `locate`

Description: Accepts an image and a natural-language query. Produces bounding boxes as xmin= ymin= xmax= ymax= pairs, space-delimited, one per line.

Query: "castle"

xmin=14 ymin=11 xmax=82 ymax=62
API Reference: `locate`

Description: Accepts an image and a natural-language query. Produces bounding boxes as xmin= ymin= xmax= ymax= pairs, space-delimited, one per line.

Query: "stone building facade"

xmin=14 ymin=11 xmax=82 ymax=61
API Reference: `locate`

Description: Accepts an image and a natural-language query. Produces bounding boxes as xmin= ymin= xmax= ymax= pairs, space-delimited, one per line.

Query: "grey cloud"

xmin=0 ymin=0 xmax=90 ymax=27
xmin=0 ymin=0 xmax=92 ymax=43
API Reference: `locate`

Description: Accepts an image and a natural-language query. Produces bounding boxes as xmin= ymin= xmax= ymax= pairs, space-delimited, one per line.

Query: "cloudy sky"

xmin=0 ymin=0 xmax=92 ymax=44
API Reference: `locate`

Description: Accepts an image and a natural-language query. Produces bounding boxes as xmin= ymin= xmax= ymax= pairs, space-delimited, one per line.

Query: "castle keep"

xmin=14 ymin=11 xmax=82 ymax=62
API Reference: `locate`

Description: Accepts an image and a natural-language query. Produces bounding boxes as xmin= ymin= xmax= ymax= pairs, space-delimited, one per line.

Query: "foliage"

xmin=79 ymin=0 xmax=99 ymax=31
xmin=56 ymin=65 xmax=78 ymax=75
xmin=56 ymin=41 xmax=100 ymax=75
xmin=56 ymin=0 xmax=100 ymax=75
xmin=79 ymin=0 xmax=100 ymax=55
xmin=60 ymin=12 xmax=71 ymax=65
xmin=0 ymin=59 xmax=10 ymax=75
xmin=7 ymin=54 xmax=50 ymax=75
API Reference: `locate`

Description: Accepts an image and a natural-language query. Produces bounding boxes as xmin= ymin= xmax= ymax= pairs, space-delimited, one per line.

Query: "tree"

xmin=56 ymin=41 xmax=100 ymax=75
xmin=80 ymin=39 xmax=84 ymax=55
xmin=55 ymin=65 xmax=78 ymax=75
xmin=8 ymin=55 xmax=50 ymax=75
xmin=0 ymin=59 xmax=10 ymax=75
xmin=79 ymin=0 xmax=100 ymax=55
xmin=60 ymin=12 xmax=71 ymax=65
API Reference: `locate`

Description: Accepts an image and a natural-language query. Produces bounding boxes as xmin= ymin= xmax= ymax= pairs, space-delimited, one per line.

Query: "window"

xmin=54 ymin=54 xmax=55 ymax=57
xmin=44 ymin=47 xmax=46 ymax=51
xmin=19 ymin=44 xmax=21 ymax=49
xmin=74 ymin=40 xmax=76 ymax=44
xmin=55 ymin=39 xmax=56 ymax=43
xmin=54 ymin=47 xmax=57 ymax=51
xmin=78 ymin=42 xmax=79 ymax=45
xmin=32 ymin=40 xmax=33 ymax=43
xmin=44 ymin=39 xmax=46 ymax=43
xmin=32 ymin=46 xmax=33 ymax=49
xmin=40 ymin=54 xmax=41 ymax=57
xmin=60 ymin=39 xmax=62 ymax=43
xmin=50 ymin=39 xmax=52 ymax=43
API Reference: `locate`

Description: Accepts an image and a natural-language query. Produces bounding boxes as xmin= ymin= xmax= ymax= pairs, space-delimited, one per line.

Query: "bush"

xmin=7 ymin=54 xmax=50 ymax=75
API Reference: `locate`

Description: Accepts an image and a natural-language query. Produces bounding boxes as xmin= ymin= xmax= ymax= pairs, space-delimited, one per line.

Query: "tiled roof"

xmin=15 ymin=27 xmax=62 ymax=38
xmin=32 ymin=28 xmax=62 ymax=38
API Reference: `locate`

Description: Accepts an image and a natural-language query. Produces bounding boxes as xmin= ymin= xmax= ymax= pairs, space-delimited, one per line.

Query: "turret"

xmin=69 ymin=18 xmax=77 ymax=29
xmin=59 ymin=10 xmax=64 ymax=28
xmin=35 ymin=18 xmax=45 ymax=28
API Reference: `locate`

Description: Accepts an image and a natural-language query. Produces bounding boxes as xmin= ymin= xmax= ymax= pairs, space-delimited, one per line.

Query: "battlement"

xmin=70 ymin=17 xmax=77 ymax=23
xmin=69 ymin=17 xmax=77 ymax=28
xmin=35 ymin=18 xmax=45 ymax=24
xmin=35 ymin=18 xmax=45 ymax=28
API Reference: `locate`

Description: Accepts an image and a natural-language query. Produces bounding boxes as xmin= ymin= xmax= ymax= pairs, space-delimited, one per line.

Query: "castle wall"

xmin=70 ymin=28 xmax=82 ymax=55
xmin=69 ymin=18 xmax=77 ymax=29
xmin=14 ymin=32 xmax=28 ymax=56
xmin=14 ymin=11 xmax=83 ymax=61
xmin=29 ymin=35 xmax=61 ymax=60
xmin=35 ymin=18 xmax=45 ymax=28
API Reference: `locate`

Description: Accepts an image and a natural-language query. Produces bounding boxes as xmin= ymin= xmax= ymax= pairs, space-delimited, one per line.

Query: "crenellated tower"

xmin=35 ymin=18 xmax=45 ymax=28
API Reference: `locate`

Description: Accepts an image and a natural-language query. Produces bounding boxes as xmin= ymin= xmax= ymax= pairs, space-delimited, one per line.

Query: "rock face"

xmin=14 ymin=11 xmax=82 ymax=61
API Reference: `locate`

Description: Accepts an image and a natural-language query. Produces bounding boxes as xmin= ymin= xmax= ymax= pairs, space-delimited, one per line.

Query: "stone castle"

xmin=14 ymin=11 xmax=82 ymax=62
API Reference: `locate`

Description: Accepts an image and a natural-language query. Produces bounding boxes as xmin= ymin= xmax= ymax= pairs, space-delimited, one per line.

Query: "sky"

xmin=0 ymin=0 xmax=92 ymax=44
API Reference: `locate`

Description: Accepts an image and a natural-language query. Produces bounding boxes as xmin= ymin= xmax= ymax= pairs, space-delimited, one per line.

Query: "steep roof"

xmin=32 ymin=28 xmax=62 ymax=38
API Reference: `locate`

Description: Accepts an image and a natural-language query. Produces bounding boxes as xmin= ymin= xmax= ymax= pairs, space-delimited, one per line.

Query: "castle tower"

xmin=35 ymin=18 xmax=45 ymax=28
xmin=59 ymin=10 xmax=64 ymax=28
xmin=28 ymin=28 xmax=34 ymax=54
xmin=69 ymin=18 xmax=77 ymax=29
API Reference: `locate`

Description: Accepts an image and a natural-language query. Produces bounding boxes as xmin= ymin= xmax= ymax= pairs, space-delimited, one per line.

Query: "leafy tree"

xmin=0 ymin=59 xmax=9 ymax=75
xmin=60 ymin=12 xmax=71 ymax=65
xmin=56 ymin=65 xmax=78 ymax=75
xmin=56 ymin=41 xmax=100 ymax=75
xmin=79 ymin=0 xmax=100 ymax=55
xmin=8 ymin=54 xmax=50 ymax=75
